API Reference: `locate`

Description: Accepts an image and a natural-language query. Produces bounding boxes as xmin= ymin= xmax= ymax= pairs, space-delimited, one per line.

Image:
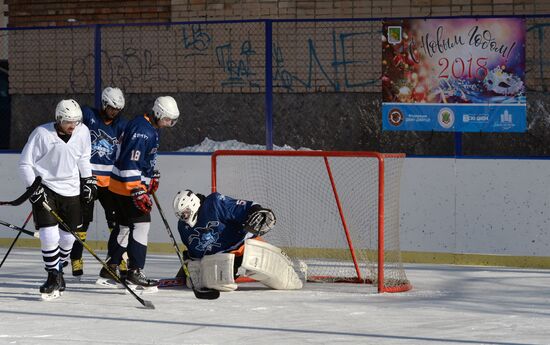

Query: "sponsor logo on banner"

xmin=494 ymin=109 xmax=515 ymax=130
xmin=501 ymin=110 xmax=512 ymax=123
xmin=387 ymin=26 xmax=402 ymax=44
xmin=463 ymin=114 xmax=489 ymax=123
xmin=388 ymin=108 xmax=404 ymax=126
xmin=438 ymin=108 xmax=455 ymax=129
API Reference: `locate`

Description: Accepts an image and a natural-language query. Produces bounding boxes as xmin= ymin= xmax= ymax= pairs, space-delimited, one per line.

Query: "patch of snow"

xmin=178 ymin=137 xmax=312 ymax=152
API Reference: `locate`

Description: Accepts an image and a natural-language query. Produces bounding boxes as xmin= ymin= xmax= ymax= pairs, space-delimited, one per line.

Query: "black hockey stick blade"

xmin=0 ymin=176 xmax=42 ymax=206
xmin=193 ymin=286 xmax=221 ymax=300
xmin=142 ymin=299 xmax=155 ymax=309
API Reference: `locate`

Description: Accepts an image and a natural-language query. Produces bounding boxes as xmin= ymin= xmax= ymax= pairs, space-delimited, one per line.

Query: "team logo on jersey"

xmin=188 ymin=221 xmax=221 ymax=253
xmin=90 ymin=129 xmax=119 ymax=159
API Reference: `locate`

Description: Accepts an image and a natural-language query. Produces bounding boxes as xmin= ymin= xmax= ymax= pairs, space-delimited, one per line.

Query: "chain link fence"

xmin=1 ymin=17 xmax=550 ymax=155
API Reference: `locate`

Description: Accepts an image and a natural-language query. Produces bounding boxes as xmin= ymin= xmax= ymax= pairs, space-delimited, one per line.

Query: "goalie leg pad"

xmin=200 ymin=253 xmax=237 ymax=292
xmin=186 ymin=260 xmax=203 ymax=289
xmin=241 ymin=239 xmax=303 ymax=290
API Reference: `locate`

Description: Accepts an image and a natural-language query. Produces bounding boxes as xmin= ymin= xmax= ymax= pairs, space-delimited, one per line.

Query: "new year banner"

xmin=382 ymin=18 xmax=526 ymax=132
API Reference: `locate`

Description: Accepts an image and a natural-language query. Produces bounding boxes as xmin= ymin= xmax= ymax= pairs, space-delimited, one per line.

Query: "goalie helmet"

xmin=101 ymin=87 xmax=125 ymax=110
xmin=152 ymin=96 xmax=179 ymax=127
xmin=173 ymin=190 xmax=201 ymax=227
xmin=55 ymin=99 xmax=82 ymax=123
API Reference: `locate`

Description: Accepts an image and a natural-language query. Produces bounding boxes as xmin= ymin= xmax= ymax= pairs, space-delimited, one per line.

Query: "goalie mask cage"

xmin=211 ymin=150 xmax=411 ymax=293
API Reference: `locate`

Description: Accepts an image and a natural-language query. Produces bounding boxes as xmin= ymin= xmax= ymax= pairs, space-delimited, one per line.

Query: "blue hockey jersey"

xmin=82 ymin=106 xmax=127 ymax=187
xmin=109 ymin=114 xmax=159 ymax=196
xmin=177 ymin=192 xmax=255 ymax=260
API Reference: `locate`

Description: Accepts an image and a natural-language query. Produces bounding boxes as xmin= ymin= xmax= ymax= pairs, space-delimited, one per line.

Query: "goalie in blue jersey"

xmin=172 ymin=190 xmax=304 ymax=292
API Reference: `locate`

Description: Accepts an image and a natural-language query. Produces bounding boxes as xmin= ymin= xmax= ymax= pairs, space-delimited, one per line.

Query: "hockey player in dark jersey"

xmin=100 ymin=96 xmax=180 ymax=290
xmin=172 ymin=190 xmax=304 ymax=292
xmin=71 ymin=87 xmax=128 ymax=279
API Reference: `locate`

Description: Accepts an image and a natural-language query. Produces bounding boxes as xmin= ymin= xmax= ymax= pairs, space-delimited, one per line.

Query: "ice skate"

xmin=40 ymin=270 xmax=62 ymax=301
xmin=125 ymin=268 xmax=159 ymax=294
xmin=95 ymin=264 xmax=123 ymax=289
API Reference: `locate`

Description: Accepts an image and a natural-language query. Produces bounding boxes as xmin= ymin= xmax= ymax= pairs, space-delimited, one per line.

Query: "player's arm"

xmin=77 ymin=124 xmax=93 ymax=178
xmin=217 ymin=194 xmax=276 ymax=236
xmin=76 ymin=124 xmax=97 ymax=204
xmin=243 ymin=204 xmax=276 ymax=236
xmin=18 ymin=128 xmax=42 ymax=187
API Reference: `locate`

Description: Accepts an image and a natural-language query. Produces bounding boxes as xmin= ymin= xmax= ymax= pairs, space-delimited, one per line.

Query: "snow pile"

xmin=178 ymin=137 xmax=311 ymax=152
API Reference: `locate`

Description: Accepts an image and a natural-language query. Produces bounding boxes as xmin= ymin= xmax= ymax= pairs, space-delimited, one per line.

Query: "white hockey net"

xmin=212 ymin=150 xmax=411 ymax=292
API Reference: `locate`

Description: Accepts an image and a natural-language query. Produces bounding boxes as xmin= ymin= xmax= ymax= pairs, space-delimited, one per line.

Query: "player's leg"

xmin=57 ymin=194 xmax=81 ymax=291
xmin=97 ymin=187 xmax=127 ymax=278
xmin=98 ymin=192 xmax=127 ymax=281
xmin=124 ymin=196 xmax=158 ymax=287
xmin=70 ymin=198 xmax=93 ymax=277
xmin=32 ymin=188 xmax=62 ymax=299
xmin=240 ymin=239 xmax=304 ymax=290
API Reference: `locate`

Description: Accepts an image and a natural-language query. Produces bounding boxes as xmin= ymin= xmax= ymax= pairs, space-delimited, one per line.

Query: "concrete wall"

xmin=1 ymin=152 xmax=550 ymax=267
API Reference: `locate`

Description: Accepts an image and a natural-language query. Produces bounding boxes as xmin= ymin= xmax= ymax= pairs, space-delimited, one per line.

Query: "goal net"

xmin=211 ymin=150 xmax=411 ymax=293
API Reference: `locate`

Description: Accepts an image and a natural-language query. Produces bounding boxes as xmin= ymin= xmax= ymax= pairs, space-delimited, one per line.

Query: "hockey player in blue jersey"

xmin=71 ymin=87 xmax=127 ymax=278
xmin=100 ymin=96 xmax=180 ymax=289
xmin=172 ymin=190 xmax=304 ymax=292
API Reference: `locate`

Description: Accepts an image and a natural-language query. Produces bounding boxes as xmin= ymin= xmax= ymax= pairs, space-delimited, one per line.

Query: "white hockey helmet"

xmin=152 ymin=96 xmax=179 ymax=127
xmin=173 ymin=190 xmax=201 ymax=227
xmin=55 ymin=99 xmax=82 ymax=124
xmin=101 ymin=87 xmax=125 ymax=110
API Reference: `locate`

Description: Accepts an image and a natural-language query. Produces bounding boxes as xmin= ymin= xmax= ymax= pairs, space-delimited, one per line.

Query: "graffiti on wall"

xmin=70 ymin=48 xmax=169 ymax=92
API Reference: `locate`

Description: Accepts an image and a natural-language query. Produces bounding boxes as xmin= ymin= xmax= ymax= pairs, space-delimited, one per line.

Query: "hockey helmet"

xmin=101 ymin=87 xmax=125 ymax=110
xmin=173 ymin=190 xmax=201 ymax=227
xmin=55 ymin=99 xmax=82 ymax=124
xmin=152 ymin=96 xmax=179 ymax=127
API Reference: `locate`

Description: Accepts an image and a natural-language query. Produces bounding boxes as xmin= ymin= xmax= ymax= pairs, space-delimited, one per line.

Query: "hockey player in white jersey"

xmin=173 ymin=190 xmax=304 ymax=292
xmin=18 ymin=99 xmax=95 ymax=300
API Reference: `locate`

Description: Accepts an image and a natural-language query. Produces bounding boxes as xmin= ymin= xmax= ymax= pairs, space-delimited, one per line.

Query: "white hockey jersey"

xmin=19 ymin=122 xmax=92 ymax=197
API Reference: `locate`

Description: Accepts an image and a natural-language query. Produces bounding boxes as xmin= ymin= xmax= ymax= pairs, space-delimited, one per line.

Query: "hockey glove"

xmin=243 ymin=205 xmax=276 ymax=236
xmin=131 ymin=188 xmax=152 ymax=214
xmin=148 ymin=170 xmax=160 ymax=194
xmin=29 ymin=184 xmax=48 ymax=205
xmin=81 ymin=176 xmax=98 ymax=204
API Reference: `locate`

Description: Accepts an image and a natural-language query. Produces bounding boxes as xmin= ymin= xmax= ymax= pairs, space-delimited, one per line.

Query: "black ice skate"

xmin=40 ymin=270 xmax=61 ymax=301
xmin=125 ymin=269 xmax=159 ymax=294
xmin=95 ymin=264 xmax=123 ymax=289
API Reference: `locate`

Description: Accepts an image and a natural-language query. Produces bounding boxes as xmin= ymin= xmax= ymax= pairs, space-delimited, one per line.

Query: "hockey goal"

xmin=211 ymin=150 xmax=411 ymax=293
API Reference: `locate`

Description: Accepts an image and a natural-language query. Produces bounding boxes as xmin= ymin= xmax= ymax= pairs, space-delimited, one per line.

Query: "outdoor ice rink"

xmin=0 ymin=249 xmax=549 ymax=345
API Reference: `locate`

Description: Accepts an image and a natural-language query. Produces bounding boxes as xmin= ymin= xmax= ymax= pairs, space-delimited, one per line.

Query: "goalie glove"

xmin=131 ymin=188 xmax=152 ymax=214
xmin=243 ymin=205 xmax=276 ymax=236
xmin=148 ymin=170 xmax=160 ymax=194
xmin=29 ymin=184 xmax=48 ymax=206
xmin=80 ymin=176 xmax=98 ymax=204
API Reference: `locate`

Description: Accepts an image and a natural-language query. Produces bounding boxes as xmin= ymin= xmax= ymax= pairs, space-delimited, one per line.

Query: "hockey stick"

xmin=151 ymin=192 xmax=220 ymax=300
xmin=0 ymin=219 xmax=40 ymax=238
xmin=41 ymin=201 xmax=154 ymax=309
xmin=0 ymin=176 xmax=42 ymax=206
xmin=0 ymin=211 xmax=33 ymax=269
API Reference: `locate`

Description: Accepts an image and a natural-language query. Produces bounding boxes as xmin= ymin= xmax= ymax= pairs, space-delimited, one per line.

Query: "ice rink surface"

xmin=0 ymin=249 xmax=549 ymax=345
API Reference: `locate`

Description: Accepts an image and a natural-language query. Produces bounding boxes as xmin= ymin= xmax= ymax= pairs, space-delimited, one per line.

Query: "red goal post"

xmin=211 ymin=150 xmax=411 ymax=293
